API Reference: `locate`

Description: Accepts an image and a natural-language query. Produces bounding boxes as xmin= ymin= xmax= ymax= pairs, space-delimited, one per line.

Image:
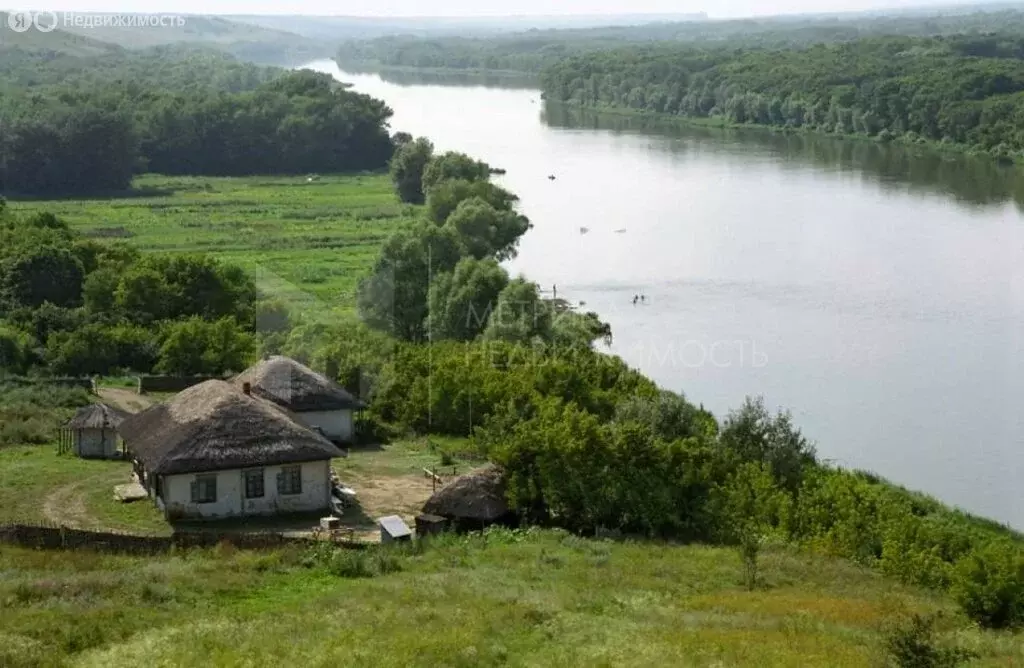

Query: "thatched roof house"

xmin=60 ymin=403 xmax=130 ymax=459
xmin=119 ymin=380 xmax=345 ymax=520
xmin=422 ymin=465 xmax=514 ymax=530
xmin=120 ymin=380 xmax=342 ymax=476
xmin=232 ymin=356 xmax=365 ymax=443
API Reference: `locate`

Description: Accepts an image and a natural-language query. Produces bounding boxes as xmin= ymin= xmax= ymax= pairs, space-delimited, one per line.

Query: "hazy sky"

xmin=10 ymin=0 xmax=988 ymax=19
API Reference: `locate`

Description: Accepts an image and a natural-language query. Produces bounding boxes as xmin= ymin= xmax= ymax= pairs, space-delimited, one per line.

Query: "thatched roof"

xmin=422 ymin=465 xmax=510 ymax=522
xmin=118 ymin=380 xmax=344 ymax=475
xmin=232 ymin=356 xmax=365 ymax=412
xmin=65 ymin=403 xmax=129 ymax=430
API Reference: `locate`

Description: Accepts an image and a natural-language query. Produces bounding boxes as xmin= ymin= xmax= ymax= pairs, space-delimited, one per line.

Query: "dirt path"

xmin=41 ymin=481 xmax=95 ymax=529
xmin=97 ymin=388 xmax=154 ymax=414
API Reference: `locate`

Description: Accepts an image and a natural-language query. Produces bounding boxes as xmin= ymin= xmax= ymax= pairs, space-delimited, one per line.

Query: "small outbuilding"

xmin=60 ymin=404 xmax=129 ymax=459
xmin=378 ymin=515 xmax=412 ymax=543
xmin=232 ymin=356 xmax=366 ymax=444
xmin=415 ymin=513 xmax=448 ymax=538
xmin=422 ymin=465 xmax=514 ymax=532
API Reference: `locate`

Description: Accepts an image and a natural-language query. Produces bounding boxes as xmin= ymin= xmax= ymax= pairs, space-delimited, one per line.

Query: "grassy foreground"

xmin=8 ymin=173 xmax=419 ymax=315
xmin=2 ymin=528 xmax=1020 ymax=667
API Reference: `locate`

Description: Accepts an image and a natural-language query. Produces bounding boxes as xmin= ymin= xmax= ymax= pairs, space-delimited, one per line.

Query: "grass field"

xmin=2 ymin=528 xmax=1021 ymax=667
xmin=9 ymin=173 xmax=418 ymax=316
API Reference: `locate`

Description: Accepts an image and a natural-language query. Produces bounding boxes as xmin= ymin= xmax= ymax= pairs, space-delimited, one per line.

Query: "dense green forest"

xmin=335 ymin=8 xmax=1024 ymax=74
xmin=0 ymin=49 xmax=394 ymax=195
xmin=540 ymin=34 xmax=1024 ymax=159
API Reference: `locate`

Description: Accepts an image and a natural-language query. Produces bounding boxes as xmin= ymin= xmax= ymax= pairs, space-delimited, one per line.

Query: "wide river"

xmin=308 ymin=61 xmax=1024 ymax=529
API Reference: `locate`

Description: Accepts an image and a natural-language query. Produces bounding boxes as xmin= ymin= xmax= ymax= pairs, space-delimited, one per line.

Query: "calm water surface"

xmin=308 ymin=61 xmax=1024 ymax=528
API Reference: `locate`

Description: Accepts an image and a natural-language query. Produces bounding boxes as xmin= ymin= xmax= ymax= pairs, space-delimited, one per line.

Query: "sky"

xmin=5 ymin=0 xmax=996 ymax=19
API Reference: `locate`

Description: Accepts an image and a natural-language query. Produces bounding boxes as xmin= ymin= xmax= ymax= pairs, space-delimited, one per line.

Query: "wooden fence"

xmin=0 ymin=522 xmax=368 ymax=555
xmin=0 ymin=376 xmax=96 ymax=393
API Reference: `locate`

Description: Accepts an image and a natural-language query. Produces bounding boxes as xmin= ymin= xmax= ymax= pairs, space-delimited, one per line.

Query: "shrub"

xmin=328 ymin=549 xmax=375 ymax=578
xmin=883 ymin=613 xmax=976 ymax=668
xmin=951 ymin=540 xmax=1024 ymax=629
xmin=739 ymin=531 xmax=763 ymax=591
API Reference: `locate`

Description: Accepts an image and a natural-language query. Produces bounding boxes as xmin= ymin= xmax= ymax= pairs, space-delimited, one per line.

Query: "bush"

xmin=327 ymin=549 xmax=375 ymax=578
xmin=952 ymin=540 xmax=1024 ymax=629
xmin=883 ymin=613 xmax=976 ymax=668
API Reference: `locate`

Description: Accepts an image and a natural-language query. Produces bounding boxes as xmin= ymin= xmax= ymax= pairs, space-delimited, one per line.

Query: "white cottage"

xmin=61 ymin=404 xmax=129 ymax=459
xmin=232 ymin=356 xmax=365 ymax=444
xmin=118 ymin=380 xmax=345 ymax=520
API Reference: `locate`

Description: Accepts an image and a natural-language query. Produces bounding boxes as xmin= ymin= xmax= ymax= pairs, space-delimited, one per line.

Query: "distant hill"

xmin=0 ymin=12 xmax=121 ymax=57
xmin=226 ymin=13 xmax=709 ymax=41
xmin=45 ymin=13 xmax=333 ymax=65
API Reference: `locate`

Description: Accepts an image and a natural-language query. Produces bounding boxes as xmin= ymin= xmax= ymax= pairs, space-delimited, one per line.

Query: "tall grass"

xmin=0 ymin=383 xmax=93 ymax=446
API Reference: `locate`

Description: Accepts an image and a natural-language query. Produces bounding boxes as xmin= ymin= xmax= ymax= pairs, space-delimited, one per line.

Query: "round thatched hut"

xmin=422 ymin=465 xmax=515 ymax=532
xmin=61 ymin=404 xmax=129 ymax=459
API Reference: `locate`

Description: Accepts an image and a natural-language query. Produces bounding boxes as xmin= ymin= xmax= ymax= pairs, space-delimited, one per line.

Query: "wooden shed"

xmin=60 ymin=404 xmax=129 ymax=459
xmin=415 ymin=513 xmax=448 ymax=538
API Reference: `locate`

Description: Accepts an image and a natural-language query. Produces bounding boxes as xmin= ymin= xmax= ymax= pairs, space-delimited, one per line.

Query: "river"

xmin=306 ymin=60 xmax=1024 ymax=529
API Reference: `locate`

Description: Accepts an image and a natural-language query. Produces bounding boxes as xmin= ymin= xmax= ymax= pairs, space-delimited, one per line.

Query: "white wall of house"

xmin=294 ymin=409 xmax=354 ymax=443
xmin=75 ymin=428 xmax=118 ymax=458
xmin=157 ymin=459 xmax=332 ymax=520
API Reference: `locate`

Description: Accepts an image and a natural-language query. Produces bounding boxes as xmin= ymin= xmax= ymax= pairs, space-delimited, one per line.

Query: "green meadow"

xmin=9 ymin=173 xmax=419 ymax=316
xmin=3 ymin=529 xmax=1022 ymax=668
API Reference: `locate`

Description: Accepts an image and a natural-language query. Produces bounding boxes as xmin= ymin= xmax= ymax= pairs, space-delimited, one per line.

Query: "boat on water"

xmin=579 ymin=226 xmax=590 ymax=234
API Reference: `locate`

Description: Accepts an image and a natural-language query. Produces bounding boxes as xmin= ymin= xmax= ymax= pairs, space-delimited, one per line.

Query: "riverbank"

xmin=332 ymin=62 xmax=538 ymax=86
xmin=543 ymin=99 xmax=1020 ymax=166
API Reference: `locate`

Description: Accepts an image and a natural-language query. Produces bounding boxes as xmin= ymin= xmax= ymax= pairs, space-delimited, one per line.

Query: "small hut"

xmin=60 ymin=404 xmax=129 ymax=459
xmin=422 ymin=465 xmax=514 ymax=532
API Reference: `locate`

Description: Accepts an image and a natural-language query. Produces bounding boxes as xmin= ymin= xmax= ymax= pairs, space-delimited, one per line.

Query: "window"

xmin=277 ymin=465 xmax=302 ymax=495
xmin=244 ymin=469 xmax=264 ymax=499
xmin=190 ymin=475 xmax=217 ymax=504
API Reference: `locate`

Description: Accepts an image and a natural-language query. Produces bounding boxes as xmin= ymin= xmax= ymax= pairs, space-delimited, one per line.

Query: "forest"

xmin=0 ymin=48 xmax=395 ymax=195
xmin=540 ymin=34 xmax=1024 ymax=159
xmin=335 ymin=8 xmax=1024 ymax=74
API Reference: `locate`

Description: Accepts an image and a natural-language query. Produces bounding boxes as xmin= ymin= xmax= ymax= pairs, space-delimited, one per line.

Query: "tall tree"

xmin=389 ymin=137 xmax=435 ymax=204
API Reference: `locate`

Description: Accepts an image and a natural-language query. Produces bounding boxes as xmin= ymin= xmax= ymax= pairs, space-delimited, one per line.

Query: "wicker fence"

xmin=0 ymin=522 xmax=357 ymax=555
xmin=0 ymin=376 xmax=96 ymax=393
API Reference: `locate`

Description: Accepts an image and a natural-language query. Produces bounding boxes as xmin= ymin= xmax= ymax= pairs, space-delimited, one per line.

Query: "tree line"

xmin=540 ymin=34 xmax=1024 ymax=160
xmin=335 ymin=9 xmax=1024 ymax=74
xmin=0 ymin=49 xmax=395 ymax=196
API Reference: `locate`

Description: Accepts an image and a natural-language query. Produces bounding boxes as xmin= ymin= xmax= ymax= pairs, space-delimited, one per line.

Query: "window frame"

xmin=243 ymin=468 xmax=265 ymax=500
xmin=277 ymin=465 xmax=302 ymax=496
xmin=191 ymin=474 xmax=217 ymax=504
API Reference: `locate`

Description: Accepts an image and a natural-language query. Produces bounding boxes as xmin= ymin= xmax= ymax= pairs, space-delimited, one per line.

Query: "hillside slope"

xmin=0 ymin=13 xmax=121 ymax=56
xmin=3 ymin=530 xmax=1017 ymax=667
